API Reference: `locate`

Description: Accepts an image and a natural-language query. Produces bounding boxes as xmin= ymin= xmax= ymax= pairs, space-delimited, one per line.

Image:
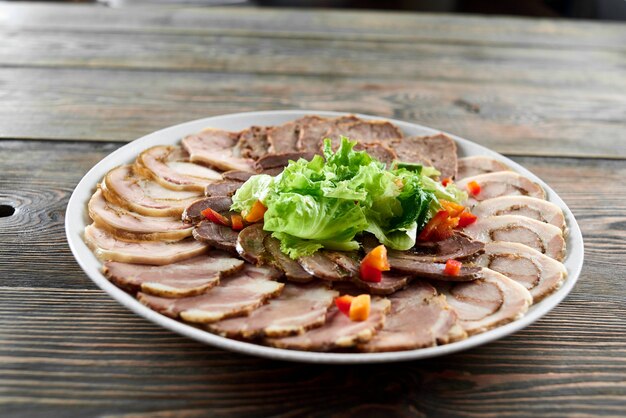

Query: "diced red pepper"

xmin=458 ymin=210 xmax=478 ymax=227
xmin=360 ymin=245 xmax=390 ymax=283
xmin=417 ymin=210 xmax=449 ymax=241
xmin=440 ymin=199 xmax=465 ymax=217
xmin=444 ymin=259 xmax=462 ymax=276
xmin=467 ymin=180 xmax=481 ymax=197
xmin=244 ymin=200 xmax=267 ymax=223
xmin=201 ymin=207 xmax=230 ymax=226
xmin=335 ymin=295 xmax=354 ymax=317
xmin=349 ymin=294 xmax=371 ymax=321
xmin=441 ymin=177 xmax=452 ymax=187
xmin=360 ymin=261 xmax=383 ymax=283
xmin=231 ymin=214 xmax=244 ymax=231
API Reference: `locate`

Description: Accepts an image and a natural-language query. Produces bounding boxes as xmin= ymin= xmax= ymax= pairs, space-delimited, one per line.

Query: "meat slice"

xmin=208 ymin=283 xmax=338 ymax=338
xmin=264 ymin=235 xmax=315 ymax=282
xmin=359 ymin=281 xmax=466 ymax=352
xmin=89 ymin=189 xmax=193 ymax=241
xmin=354 ymin=142 xmax=397 ymax=166
xmin=134 ymin=146 xmax=221 ymax=191
xmin=84 ymin=224 xmax=207 ymax=265
xmin=456 ymin=172 xmax=546 ymax=205
xmin=267 ymin=116 xmax=327 ymax=153
xmin=137 ymin=265 xmax=284 ymax=324
xmin=101 ymin=165 xmax=203 ymax=217
xmin=193 ymin=220 xmax=239 ymax=253
xmin=256 ymin=151 xmax=317 ymax=171
xmin=182 ymin=196 xmax=232 ymax=224
xmin=388 ymin=258 xmax=483 ymax=282
xmin=462 ymin=215 xmax=565 ymax=261
xmin=222 ymin=170 xmax=255 ymax=182
xmin=324 ymin=120 xmax=403 ymax=149
xmin=298 ymin=251 xmax=355 ymax=281
xmin=181 ymin=127 xmax=256 ymax=172
xmin=267 ymin=297 xmax=391 ymax=351
xmin=472 ymin=196 xmax=566 ymax=231
xmin=457 ymin=156 xmax=511 ymax=180
xmin=205 ymin=179 xmax=244 ymax=198
xmin=475 ymin=242 xmax=567 ymax=303
xmin=391 ymin=134 xmax=458 ymax=179
xmin=350 ymin=273 xmax=413 ymax=295
xmin=436 ymin=268 xmax=532 ymax=335
xmin=236 ymin=223 xmax=271 ymax=265
xmin=236 ymin=126 xmax=270 ymax=160
xmin=103 ymin=252 xmax=244 ymax=297
xmin=297 ymin=115 xmax=360 ymax=152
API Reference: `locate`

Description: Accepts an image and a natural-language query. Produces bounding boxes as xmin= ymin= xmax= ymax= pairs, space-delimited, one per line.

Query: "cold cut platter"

xmin=65 ymin=110 xmax=583 ymax=363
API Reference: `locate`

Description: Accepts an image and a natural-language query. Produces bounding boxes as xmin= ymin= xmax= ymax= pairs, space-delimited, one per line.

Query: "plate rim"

xmin=65 ymin=109 xmax=584 ymax=364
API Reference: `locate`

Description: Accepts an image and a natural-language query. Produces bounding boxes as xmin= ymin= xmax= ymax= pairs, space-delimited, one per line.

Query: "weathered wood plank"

xmin=0 ymin=68 xmax=624 ymax=157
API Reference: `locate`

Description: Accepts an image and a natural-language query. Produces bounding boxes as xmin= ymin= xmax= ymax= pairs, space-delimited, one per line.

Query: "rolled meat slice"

xmin=101 ymin=165 xmax=202 ymax=217
xmin=472 ymin=196 xmax=566 ymax=231
xmin=182 ymin=128 xmax=256 ymax=172
xmin=390 ymin=133 xmax=457 ymax=180
xmin=475 ymin=241 xmax=567 ymax=303
xmin=134 ymin=146 xmax=221 ymax=191
xmin=456 ymin=171 xmax=545 ymax=205
xmin=103 ymin=252 xmax=244 ymax=297
xmin=138 ymin=265 xmax=284 ymax=324
xmin=182 ymin=196 xmax=232 ymax=224
xmin=462 ymin=215 xmax=566 ymax=261
xmin=457 ymin=156 xmax=511 ymax=180
xmin=267 ymin=297 xmax=391 ymax=351
xmin=359 ymin=281 xmax=466 ymax=352
xmin=84 ymin=224 xmax=207 ymax=265
xmin=208 ymin=283 xmax=338 ymax=339
xmin=89 ymin=189 xmax=193 ymax=241
xmin=436 ymin=268 xmax=532 ymax=335
xmin=193 ymin=221 xmax=239 ymax=253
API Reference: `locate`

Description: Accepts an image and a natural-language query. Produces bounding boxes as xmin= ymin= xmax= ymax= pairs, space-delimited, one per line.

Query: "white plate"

xmin=65 ymin=110 xmax=584 ymax=364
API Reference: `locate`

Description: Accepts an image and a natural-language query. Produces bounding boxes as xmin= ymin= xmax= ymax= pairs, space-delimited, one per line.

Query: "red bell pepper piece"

xmin=444 ymin=259 xmax=462 ymax=276
xmin=417 ymin=210 xmax=449 ymax=241
xmin=458 ymin=210 xmax=478 ymax=227
xmin=441 ymin=177 xmax=451 ymax=187
xmin=335 ymin=295 xmax=354 ymax=317
xmin=201 ymin=207 xmax=230 ymax=226
xmin=360 ymin=245 xmax=390 ymax=283
xmin=466 ymin=180 xmax=481 ymax=197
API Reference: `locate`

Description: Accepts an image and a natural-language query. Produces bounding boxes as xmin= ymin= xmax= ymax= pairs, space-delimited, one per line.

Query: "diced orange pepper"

xmin=335 ymin=295 xmax=354 ymax=317
xmin=360 ymin=245 xmax=390 ymax=283
xmin=201 ymin=207 xmax=230 ymax=226
xmin=458 ymin=210 xmax=478 ymax=227
xmin=244 ymin=200 xmax=267 ymax=223
xmin=349 ymin=294 xmax=371 ymax=321
xmin=444 ymin=259 xmax=462 ymax=276
xmin=441 ymin=177 xmax=451 ymax=187
xmin=440 ymin=200 xmax=465 ymax=217
xmin=231 ymin=214 xmax=244 ymax=231
xmin=417 ymin=210 xmax=449 ymax=241
xmin=467 ymin=180 xmax=481 ymax=196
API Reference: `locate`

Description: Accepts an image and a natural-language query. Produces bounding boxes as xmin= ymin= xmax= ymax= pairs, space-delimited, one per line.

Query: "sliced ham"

xmin=181 ymin=128 xmax=256 ymax=172
xmin=436 ymin=268 xmax=532 ymax=335
xmin=103 ymin=252 xmax=244 ymax=297
xmin=84 ymin=224 xmax=207 ymax=265
xmin=472 ymin=196 xmax=566 ymax=231
xmin=359 ymin=281 xmax=466 ymax=352
xmin=462 ymin=215 xmax=566 ymax=261
xmin=475 ymin=241 xmax=567 ymax=303
xmin=137 ymin=265 xmax=284 ymax=324
xmin=208 ymin=283 xmax=338 ymax=338
xmin=324 ymin=120 xmax=403 ymax=149
xmin=182 ymin=196 xmax=232 ymax=224
xmin=89 ymin=189 xmax=193 ymax=241
xmin=101 ymin=165 xmax=202 ymax=217
xmin=297 ymin=115 xmax=360 ymax=152
xmin=134 ymin=145 xmax=221 ymax=191
xmin=236 ymin=126 xmax=270 ymax=160
xmin=267 ymin=297 xmax=391 ymax=351
xmin=457 ymin=156 xmax=511 ymax=180
xmin=456 ymin=171 xmax=545 ymax=205
xmin=391 ymin=134 xmax=457 ymax=179
xmin=193 ymin=220 xmax=239 ymax=253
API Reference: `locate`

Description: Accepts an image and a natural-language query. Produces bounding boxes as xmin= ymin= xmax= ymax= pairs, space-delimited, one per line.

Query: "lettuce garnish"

xmin=231 ymin=137 xmax=466 ymax=259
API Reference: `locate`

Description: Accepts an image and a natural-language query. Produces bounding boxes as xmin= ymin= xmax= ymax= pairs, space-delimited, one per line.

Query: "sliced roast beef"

xmin=350 ymin=273 xmax=413 ymax=295
xmin=457 ymin=156 xmax=511 ymax=180
xmin=205 ymin=179 xmax=244 ymax=198
xmin=208 ymin=283 xmax=338 ymax=339
xmin=236 ymin=223 xmax=271 ymax=265
xmin=354 ymin=142 xmax=397 ymax=166
xmin=84 ymin=224 xmax=207 ymax=265
xmin=391 ymin=133 xmax=458 ymax=180
xmin=267 ymin=297 xmax=391 ymax=351
xmin=359 ymin=281 xmax=466 ymax=352
xmin=101 ymin=165 xmax=203 ymax=217
xmin=267 ymin=116 xmax=329 ymax=153
xmin=236 ymin=126 xmax=270 ymax=160
xmin=436 ymin=268 xmax=532 ymax=335
xmin=193 ymin=221 xmax=239 ymax=253
xmin=138 ymin=265 xmax=284 ymax=324
xmin=297 ymin=115 xmax=360 ymax=152
xmin=298 ymin=251 xmax=355 ymax=281
xmin=457 ymin=172 xmax=546 ymax=205
xmin=264 ymin=235 xmax=315 ymax=282
xmin=181 ymin=127 xmax=256 ymax=172
xmin=472 ymin=196 xmax=566 ymax=231
xmin=135 ymin=145 xmax=221 ymax=192
xmin=462 ymin=215 xmax=565 ymax=261
xmin=103 ymin=252 xmax=244 ymax=297
xmin=256 ymin=151 xmax=317 ymax=171
xmin=475 ymin=241 xmax=567 ymax=303
xmin=324 ymin=120 xmax=403 ymax=149
xmin=182 ymin=196 xmax=232 ymax=224
xmin=89 ymin=189 xmax=193 ymax=241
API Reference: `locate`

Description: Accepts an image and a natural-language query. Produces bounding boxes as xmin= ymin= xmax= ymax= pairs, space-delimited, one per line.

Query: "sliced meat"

xmin=236 ymin=126 xmax=270 ymax=160
xmin=267 ymin=297 xmax=391 ymax=351
xmin=222 ymin=170 xmax=256 ymax=182
xmin=205 ymin=179 xmax=244 ymax=198
xmin=391 ymin=134 xmax=458 ymax=180
xmin=472 ymin=196 xmax=566 ymax=231
xmin=436 ymin=268 xmax=532 ymax=335
xmin=193 ymin=220 xmax=239 ymax=253
xmin=297 ymin=115 xmax=360 ymax=152
xmin=101 ymin=165 xmax=203 ymax=217
xmin=298 ymin=251 xmax=355 ymax=281
xmin=134 ymin=145 xmax=221 ymax=191
xmin=137 ymin=265 xmax=284 ymax=324
xmin=103 ymin=252 xmax=244 ymax=297
xmin=354 ymin=142 xmax=397 ymax=166
xmin=236 ymin=223 xmax=271 ymax=265
xmin=89 ymin=189 xmax=193 ymax=241
xmin=182 ymin=196 xmax=232 ymax=224
xmin=266 ymin=115 xmax=332 ymax=153
xmin=456 ymin=171 xmax=546 ymax=205
xmin=324 ymin=120 xmax=403 ymax=149
xmin=256 ymin=151 xmax=317 ymax=171
xmin=84 ymin=224 xmax=207 ymax=265
xmin=475 ymin=241 xmax=567 ymax=303
xmin=208 ymin=283 xmax=338 ymax=339
xmin=462 ymin=215 xmax=565 ymax=261
xmin=181 ymin=127 xmax=256 ymax=172
xmin=389 ymin=258 xmax=483 ymax=282
xmin=359 ymin=281 xmax=466 ymax=352
xmin=457 ymin=156 xmax=511 ymax=180
xmin=350 ymin=273 xmax=413 ymax=295
xmin=264 ymin=235 xmax=315 ymax=283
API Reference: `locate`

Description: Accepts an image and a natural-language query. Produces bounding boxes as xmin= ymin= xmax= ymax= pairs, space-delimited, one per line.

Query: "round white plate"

xmin=65 ymin=110 xmax=583 ymax=364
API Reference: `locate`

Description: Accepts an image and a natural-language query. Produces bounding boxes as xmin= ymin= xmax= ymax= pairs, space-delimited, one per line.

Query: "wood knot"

xmin=0 ymin=204 xmax=15 ymax=218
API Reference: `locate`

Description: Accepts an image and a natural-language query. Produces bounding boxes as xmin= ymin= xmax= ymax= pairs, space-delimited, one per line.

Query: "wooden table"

xmin=1 ymin=3 xmax=625 ymax=416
